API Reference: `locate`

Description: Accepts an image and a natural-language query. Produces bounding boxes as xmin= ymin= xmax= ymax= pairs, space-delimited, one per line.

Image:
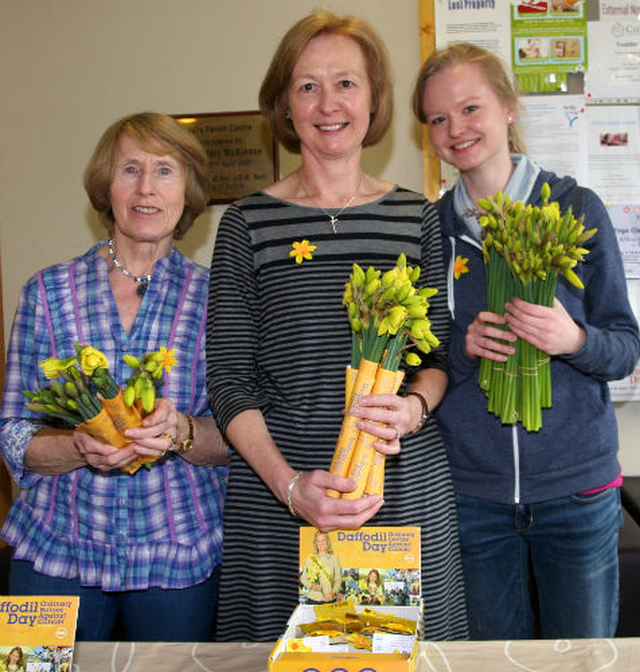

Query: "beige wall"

xmin=1 ymin=0 xmax=638 ymax=475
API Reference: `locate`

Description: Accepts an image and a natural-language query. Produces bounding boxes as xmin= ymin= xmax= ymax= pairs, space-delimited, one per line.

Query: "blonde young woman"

xmin=413 ymin=42 xmax=639 ymax=639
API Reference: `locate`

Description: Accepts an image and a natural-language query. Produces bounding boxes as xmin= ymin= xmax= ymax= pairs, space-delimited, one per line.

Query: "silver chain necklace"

xmin=315 ymin=172 xmax=363 ymax=234
xmin=108 ymin=239 xmax=152 ymax=298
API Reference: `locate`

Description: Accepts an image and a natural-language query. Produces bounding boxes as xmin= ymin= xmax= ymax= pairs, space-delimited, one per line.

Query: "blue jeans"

xmin=456 ymin=489 xmax=622 ymax=639
xmin=10 ymin=559 xmax=221 ymax=641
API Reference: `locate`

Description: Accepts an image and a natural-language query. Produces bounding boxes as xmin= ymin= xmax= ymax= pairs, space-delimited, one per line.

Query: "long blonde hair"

xmin=411 ymin=42 xmax=526 ymax=154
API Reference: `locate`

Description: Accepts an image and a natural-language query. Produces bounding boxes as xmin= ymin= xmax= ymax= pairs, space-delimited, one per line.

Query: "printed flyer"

xmin=299 ymin=527 xmax=421 ymax=608
xmin=0 ymin=596 xmax=78 ymax=672
xmin=511 ymin=1 xmax=588 ymax=92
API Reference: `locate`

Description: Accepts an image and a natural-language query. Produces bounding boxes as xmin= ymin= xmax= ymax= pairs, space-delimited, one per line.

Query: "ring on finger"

xmin=393 ymin=427 xmax=400 ymax=441
xmin=161 ymin=431 xmax=176 ymax=451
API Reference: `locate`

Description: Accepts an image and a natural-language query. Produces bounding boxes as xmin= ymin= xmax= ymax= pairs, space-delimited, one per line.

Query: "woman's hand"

xmin=505 ymin=297 xmax=585 ymax=356
xmin=123 ymin=397 xmax=180 ymax=458
xmin=289 ymin=469 xmax=384 ymax=532
xmin=465 ymin=310 xmax=517 ymax=361
xmin=349 ymin=393 xmax=415 ymax=451
xmin=73 ymin=431 xmax=138 ymax=472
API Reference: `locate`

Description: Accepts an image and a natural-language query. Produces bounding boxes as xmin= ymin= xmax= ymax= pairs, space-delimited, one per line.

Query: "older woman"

xmin=0 ymin=112 xmax=228 ymax=641
xmin=207 ymin=11 xmax=468 ymax=641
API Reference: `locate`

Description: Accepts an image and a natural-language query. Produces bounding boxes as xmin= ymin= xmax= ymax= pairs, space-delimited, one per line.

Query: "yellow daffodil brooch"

xmin=290 ymin=239 xmax=317 ymax=264
xmin=453 ymin=255 xmax=469 ymax=279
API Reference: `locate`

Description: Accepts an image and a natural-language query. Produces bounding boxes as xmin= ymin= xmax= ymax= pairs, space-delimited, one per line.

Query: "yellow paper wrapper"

xmin=100 ymin=389 xmax=142 ymax=433
xmin=345 ymin=365 xmax=358 ymax=409
xmin=327 ymin=358 xmax=379 ymax=498
xmin=364 ymin=370 xmax=404 ymax=497
xmin=343 ymin=366 xmax=400 ymax=500
xmin=101 ymin=390 xmax=157 ymax=474
xmin=77 ymin=396 xmax=156 ymax=475
xmin=77 ymin=407 xmax=128 ymax=448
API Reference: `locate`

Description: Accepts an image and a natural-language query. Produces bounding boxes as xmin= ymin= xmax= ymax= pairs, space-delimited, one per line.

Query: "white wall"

xmin=1 ymin=0 xmax=637 ymax=474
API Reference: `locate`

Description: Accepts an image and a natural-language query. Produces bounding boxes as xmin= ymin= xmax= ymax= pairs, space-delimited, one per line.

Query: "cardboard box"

xmin=268 ymin=603 xmax=421 ymax=672
xmin=268 ymin=526 xmax=422 ymax=672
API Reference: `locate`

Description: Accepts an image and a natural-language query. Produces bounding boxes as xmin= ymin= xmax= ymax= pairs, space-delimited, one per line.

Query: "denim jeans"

xmin=456 ymin=489 xmax=622 ymax=639
xmin=10 ymin=558 xmax=221 ymax=641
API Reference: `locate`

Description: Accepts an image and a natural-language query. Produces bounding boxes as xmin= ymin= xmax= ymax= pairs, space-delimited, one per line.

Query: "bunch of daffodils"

xmin=23 ymin=342 xmax=177 ymax=473
xmin=329 ymin=253 xmax=439 ymax=499
xmin=478 ymin=183 xmax=596 ymax=431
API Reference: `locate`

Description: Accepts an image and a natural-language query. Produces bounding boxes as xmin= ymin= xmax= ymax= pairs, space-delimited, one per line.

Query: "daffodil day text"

xmin=1 ymin=599 xmax=74 ymax=627
xmin=336 ymin=530 xmax=414 ymax=553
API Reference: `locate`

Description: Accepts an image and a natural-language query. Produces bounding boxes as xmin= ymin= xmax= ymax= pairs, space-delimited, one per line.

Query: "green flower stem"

xmin=92 ymin=367 xmax=120 ymax=400
xmin=351 ymin=332 xmax=362 ymax=369
xmin=381 ymin=333 xmax=407 ymax=373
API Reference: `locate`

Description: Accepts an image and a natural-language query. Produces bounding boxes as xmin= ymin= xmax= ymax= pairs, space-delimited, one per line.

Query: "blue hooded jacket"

xmin=435 ymin=169 xmax=639 ymax=504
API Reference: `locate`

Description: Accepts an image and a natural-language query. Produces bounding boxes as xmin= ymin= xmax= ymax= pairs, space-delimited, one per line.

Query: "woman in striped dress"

xmin=206 ymin=11 xmax=469 ymax=642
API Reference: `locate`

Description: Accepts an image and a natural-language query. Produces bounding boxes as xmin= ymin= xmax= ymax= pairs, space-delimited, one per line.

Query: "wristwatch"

xmin=176 ymin=414 xmax=194 ymax=455
xmin=406 ymin=391 xmax=430 ymax=433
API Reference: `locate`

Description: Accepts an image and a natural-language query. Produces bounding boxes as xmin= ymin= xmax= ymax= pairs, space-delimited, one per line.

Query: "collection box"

xmin=268 ymin=526 xmax=422 ymax=672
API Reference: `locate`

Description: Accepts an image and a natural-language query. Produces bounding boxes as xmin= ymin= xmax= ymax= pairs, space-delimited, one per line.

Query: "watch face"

xmin=182 ymin=439 xmax=194 ymax=453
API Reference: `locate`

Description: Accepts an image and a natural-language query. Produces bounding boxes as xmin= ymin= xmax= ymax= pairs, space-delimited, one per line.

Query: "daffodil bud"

xmin=141 ymin=384 xmax=156 ymax=413
xmin=124 ymin=384 xmax=136 ymax=407
xmin=381 ymin=269 xmax=398 ymax=287
xmin=540 ymin=182 xmax=551 ymax=205
xmin=64 ymin=382 xmax=79 ymax=399
xmin=563 ymin=268 xmax=584 ymax=289
xmin=363 ymin=278 xmax=380 ymax=299
xmin=404 ymin=352 xmax=422 ymax=367
xmin=417 ymin=287 xmax=438 ymax=299
xmin=406 ymin=303 xmax=427 ymax=319
xmin=123 ymin=354 xmax=141 ymax=369
xmin=352 ymin=263 xmax=365 ymax=288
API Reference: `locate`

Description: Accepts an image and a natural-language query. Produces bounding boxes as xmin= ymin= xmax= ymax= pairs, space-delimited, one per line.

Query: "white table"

xmin=73 ymin=637 xmax=640 ymax=671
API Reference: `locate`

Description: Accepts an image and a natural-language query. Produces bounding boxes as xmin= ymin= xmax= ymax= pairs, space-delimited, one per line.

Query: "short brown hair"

xmin=411 ymin=42 xmax=526 ymax=155
xmin=84 ymin=112 xmax=210 ymax=239
xmin=259 ymin=11 xmax=394 ymax=154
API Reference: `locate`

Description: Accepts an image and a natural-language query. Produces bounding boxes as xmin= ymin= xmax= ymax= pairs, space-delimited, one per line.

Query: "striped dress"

xmin=206 ymin=187 xmax=469 ymax=641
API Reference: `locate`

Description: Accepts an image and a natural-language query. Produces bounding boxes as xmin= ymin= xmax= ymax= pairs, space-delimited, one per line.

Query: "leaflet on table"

xmin=0 ymin=596 xmax=79 ymax=672
xmin=299 ymin=526 xmax=421 ymax=607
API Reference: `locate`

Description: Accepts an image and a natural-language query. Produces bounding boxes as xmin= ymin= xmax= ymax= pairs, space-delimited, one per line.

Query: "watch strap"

xmin=406 ymin=391 xmax=429 ymax=433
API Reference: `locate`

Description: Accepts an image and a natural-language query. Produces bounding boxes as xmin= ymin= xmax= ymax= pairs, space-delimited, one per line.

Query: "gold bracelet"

xmin=175 ymin=414 xmax=194 ymax=455
xmin=287 ymin=471 xmax=303 ymax=518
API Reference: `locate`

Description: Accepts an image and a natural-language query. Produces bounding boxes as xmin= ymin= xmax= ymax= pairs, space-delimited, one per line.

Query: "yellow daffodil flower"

xmin=158 ymin=346 xmax=177 ymax=372
xmin=290 ymin=239 xmax=317 ymax=264
xmin=453 ymin=255 xmax=470 ymax=279
xmin=40 ymin=356 xmax=77 ymax=380
xmin=79 ymin=346 xmax=109 ymax=376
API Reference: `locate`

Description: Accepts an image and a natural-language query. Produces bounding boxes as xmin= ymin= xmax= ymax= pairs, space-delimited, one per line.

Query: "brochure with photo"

xmin=0 ymin=596 xmax=79 ymax=672
xmin=298 ymin=526 xmax=421 ymax=608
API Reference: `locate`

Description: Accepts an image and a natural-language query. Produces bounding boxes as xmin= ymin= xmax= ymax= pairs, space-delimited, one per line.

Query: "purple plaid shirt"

xmin=0 ymin=242 xmax=226 ymax=591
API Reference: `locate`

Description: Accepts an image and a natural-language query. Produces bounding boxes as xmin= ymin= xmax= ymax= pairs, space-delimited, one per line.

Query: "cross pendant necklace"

xmin=314 ymin=172 xmax=363 ymax=233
